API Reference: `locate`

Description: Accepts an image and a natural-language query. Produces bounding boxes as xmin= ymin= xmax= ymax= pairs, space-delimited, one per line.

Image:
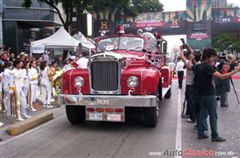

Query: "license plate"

xmin=89 ymin=113 xmax=103 ymax=121
xmin=107 ymin=114 xmax=122 ymax=122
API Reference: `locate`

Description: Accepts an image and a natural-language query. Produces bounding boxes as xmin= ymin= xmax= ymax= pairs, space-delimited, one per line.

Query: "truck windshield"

xmin=97 ymin=37 xmax=144 ymax=53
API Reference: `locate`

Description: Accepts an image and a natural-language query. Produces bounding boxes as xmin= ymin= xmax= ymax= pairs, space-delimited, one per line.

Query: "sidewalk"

xmin=0 ymin=101 xmax=62 ymax=132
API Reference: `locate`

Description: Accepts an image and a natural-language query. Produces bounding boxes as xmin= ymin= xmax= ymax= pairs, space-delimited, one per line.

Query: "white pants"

xmin=3 ymin=90 xmax=12 ymax=116
xmin=30 ymin=84 xmax=38 ymax=103
xmin=29 ymin=84 xmax=38 ymax=110
xmin=23 ymin=86 xmax=29 ymax=105
xmin=40 ymin=81 xmax=51 ymax=105
xmin=16 ymin=86 xmax=27 ymax=118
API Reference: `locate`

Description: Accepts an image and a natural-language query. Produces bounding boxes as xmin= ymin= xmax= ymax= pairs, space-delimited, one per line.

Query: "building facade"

xmin=1 ymin=0 xmax=62 ymax=54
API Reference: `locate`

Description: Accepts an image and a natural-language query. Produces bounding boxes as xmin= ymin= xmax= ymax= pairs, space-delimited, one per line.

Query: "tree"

xmin=22 ymin=0 xmax=92 ymax=30
xmin=131 ymin=0 xmax=163 ymax=13
xmin=213 ymin=33 xmax=240 ymax=55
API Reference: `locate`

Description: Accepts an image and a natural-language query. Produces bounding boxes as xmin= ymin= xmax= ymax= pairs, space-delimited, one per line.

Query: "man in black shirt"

xmin=192 ymin=48 xmax=240 ymax=142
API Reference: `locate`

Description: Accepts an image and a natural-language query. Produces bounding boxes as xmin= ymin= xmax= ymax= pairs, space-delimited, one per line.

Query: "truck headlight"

xmin=127 ymin=76 xmax=139 ymax=88
xmin=75 ymin=76 xmax=84 ymax=88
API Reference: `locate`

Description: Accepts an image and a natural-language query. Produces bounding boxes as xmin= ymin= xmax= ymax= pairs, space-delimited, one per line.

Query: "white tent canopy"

xmin=31 ymin=27 xmax=80 ymax=53
xmin=73 ymin=31 xmax=95 ymax=49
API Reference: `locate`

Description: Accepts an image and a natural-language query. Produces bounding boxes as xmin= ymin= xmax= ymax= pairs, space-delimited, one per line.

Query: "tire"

xmin=144 ymin=90 xmax=160 ymax=127
xmin=66 ymin=106 xmax=85 ymax=124
xmin=144 ymin=106 xmax=158 ymax=127
xmin=165 ymin=87 xmax=171 ymax=99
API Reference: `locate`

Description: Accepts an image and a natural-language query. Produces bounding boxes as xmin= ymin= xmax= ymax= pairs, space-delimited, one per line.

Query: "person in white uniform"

xmin=0 ymin=66 xmax=3 ymax=113
xmin=22 ymin=62 xmax=30 ymax=108
xmin=77 ymin=52 xmax=89 ymax=69
xmin=2 ymin=62 xmax=14 ymax=117
xmin=39 ymin=61 xmax=53 ymax=108
xmin=29 ymin=60 xmax=38 ymax=111
xmin=13 ymin=60 xmax=31 ymax=121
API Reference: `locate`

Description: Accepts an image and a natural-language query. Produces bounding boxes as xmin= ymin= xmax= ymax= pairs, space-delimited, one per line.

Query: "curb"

xmin=7 ymin=112 xmax=53 ymax=136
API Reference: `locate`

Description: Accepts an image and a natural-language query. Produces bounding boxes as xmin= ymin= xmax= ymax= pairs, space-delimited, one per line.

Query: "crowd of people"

xmin=178 ymin=45 xmax=240 ymax=142
xmin=0 ymin=49 xmax=89 ymax=123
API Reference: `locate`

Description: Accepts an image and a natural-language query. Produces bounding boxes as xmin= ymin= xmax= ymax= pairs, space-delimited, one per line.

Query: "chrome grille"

xmin=90 ymin=61 xmax=119 ymax=91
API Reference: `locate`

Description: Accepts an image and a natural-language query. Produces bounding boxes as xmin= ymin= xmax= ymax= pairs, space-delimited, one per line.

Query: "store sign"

xmin=189 ymin=33 xmax=209 ymax=40
xmin=32 ymin=44 xmax=45 ymax=54
xmin=170 ymin=20 xmax=180 ymax=28
xmin=135 ymin=22 xmax=164 ymax=28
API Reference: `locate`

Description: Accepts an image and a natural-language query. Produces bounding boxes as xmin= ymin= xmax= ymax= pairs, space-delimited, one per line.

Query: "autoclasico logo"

xmin=148 ymin=149 xmax=236 ymax=157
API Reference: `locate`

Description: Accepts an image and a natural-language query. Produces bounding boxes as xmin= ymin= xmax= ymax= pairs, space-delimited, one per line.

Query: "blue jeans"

xmin=198 ymin=95 xmax=218 ymax=138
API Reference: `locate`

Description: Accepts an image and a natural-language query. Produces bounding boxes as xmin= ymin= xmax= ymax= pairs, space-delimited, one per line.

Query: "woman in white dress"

xmin=39 ymin=61 xmax=53 ymax=108
xmin=29 ymin=60 xmax=38 ymax=111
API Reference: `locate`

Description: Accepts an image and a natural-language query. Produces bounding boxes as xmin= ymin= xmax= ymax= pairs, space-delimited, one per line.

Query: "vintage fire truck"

xmin=59 ymin=27 xmax=172 ymax=127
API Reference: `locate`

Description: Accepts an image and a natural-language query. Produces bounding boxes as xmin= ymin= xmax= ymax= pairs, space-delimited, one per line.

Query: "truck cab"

xmin=59 ymin=28 xmax=172 ymax=127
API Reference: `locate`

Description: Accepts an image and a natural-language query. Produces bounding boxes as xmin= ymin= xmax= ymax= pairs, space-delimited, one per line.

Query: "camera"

xmin=180 ymin=38 xmax=190 ymax=56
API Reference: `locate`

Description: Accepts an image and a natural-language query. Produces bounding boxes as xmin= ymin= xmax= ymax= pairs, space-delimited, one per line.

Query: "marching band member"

xmin=13 ymin=60 xmax=31 ymax=121
xmin=0 ymin=67 xmax=3 ymax=112
xmin=22 ymin=62 xmax=30 ymax=108
xmin=39 ymin=61 xmax=53 ymax=108
xmin=3 ymin=62 xmax=14 ymax=117
xmin=29 ymin=60 xmax=38 ymax=111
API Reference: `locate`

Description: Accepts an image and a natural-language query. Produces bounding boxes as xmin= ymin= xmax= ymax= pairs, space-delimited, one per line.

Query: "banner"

xmin=32 ymin=44 xmax=45 ymax=54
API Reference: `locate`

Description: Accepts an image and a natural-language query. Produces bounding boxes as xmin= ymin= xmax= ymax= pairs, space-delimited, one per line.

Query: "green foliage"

xmin=213 ymin=33 xmax=240 ymax=53
xmin=131 ymin=0 xmax=163 ymax=13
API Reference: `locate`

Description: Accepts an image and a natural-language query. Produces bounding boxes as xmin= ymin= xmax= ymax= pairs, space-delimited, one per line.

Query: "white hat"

xmin=225 ymin=54 xmax=234 ymax=62
xmin=20 ymin=52 xmax=25 ymax=55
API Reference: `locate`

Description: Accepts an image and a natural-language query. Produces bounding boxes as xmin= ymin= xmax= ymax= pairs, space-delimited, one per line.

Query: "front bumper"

xmin=58 ymin=94 xmax=157 ymax=107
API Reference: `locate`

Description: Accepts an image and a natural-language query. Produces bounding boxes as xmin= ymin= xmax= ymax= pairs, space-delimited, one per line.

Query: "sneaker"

xmin=0 ymin=122 xmax=4 ymax=127
xmin=198 ymin=134 xmax=209 ymax=139
xmin=181 ymin=114 xmax=190 ymax=118
xmin=30 ymin=108 xmax=37 ymax=112
xmin=186 ymin=118 xmax=195 ymax=123
xmin=211 ymin=136 xmax=226 ymax=142
xmin=17 ymin=117 xmax=25 ymax=121
xmin=42 ymin=104 xmax=46 ymax=108
xmin=47 ymin=104 xmax=54 ymax=109
xmin=23 ymin=114 xmax=32 ymax=119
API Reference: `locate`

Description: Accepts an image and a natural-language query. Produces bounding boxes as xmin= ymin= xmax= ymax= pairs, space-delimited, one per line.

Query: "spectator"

xmin=175 ymin=57 xmax=185 ymax=89
xmin=77 ymin=52 xmax=89 ymax=69
xmin=192 ymin=48 xmax=240 ymax=142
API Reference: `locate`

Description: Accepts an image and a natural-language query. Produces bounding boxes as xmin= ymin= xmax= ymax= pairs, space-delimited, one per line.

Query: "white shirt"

xmin=12 ymin=68 xmax=24 ymax=89
xmin=3 ymin=68 xmax=14 ymax=91
xmin=22 ymin=68 xmax=30 ymax=88
xmin=29 ymin=67 xmax=39 ymax=85
xmin=77 ymin=57 xmax=89 ymax=69
xmin=40 ymin=67 xmax=51 ymax=86
xmin=176 ymin=60 xmax=185 ymax=72
xmin=0 ymin=72 xmax=3 ymax=92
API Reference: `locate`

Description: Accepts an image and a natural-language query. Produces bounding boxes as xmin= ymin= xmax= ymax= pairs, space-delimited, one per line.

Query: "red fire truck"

xmin=59 ymin=27 xmax=172 ymax=127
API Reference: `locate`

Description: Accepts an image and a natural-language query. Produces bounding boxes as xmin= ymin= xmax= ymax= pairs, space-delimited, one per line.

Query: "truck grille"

xmin=90 ymin=61 xmax=119 ymax=91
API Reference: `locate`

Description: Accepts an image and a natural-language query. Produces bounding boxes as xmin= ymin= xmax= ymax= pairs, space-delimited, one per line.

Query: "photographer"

xmin=179 ymin=43 xmax=199 ymax=123
xmin=215 ymin=54 xmax=235 ymax=107
xmin=192 ymin=48 xmax=240 ymax=142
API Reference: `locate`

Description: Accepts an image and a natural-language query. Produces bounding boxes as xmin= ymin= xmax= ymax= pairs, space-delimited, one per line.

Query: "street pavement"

xmin=0 ymin=74 xmax=240 ymax=158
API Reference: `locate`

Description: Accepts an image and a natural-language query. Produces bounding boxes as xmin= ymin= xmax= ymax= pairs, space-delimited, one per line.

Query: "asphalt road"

xmin=0 ymin=76 xmax=240 ymax=158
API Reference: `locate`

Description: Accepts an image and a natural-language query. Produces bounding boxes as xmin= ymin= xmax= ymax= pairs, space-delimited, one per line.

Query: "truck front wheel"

xmin=144 ymin=106 xmax=159 ymax=127
xmin=165 ymin=87 xmax=171 ymax=99
xmin=66 ymin=106 xmax=85 ymax=124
